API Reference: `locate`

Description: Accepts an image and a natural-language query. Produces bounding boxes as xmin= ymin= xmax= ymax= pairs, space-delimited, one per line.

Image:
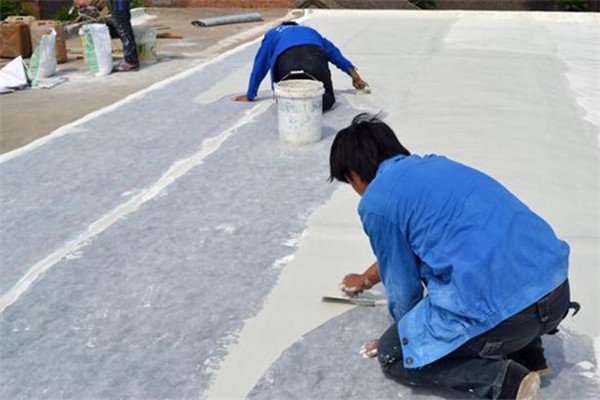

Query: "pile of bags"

xmin=0 ymin=27 xmax=59 ymax=93
xmin=0 ymin=17 xmax=70 ymax=92
xmin=0 ymin=19 xmax=114 ymax=93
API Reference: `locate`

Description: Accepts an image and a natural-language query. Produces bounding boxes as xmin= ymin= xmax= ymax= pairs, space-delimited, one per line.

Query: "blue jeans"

xmin=377 ymin=280 xmax=571 ymax=399
xmin=107 ymin=0 xmax=139 ymax=65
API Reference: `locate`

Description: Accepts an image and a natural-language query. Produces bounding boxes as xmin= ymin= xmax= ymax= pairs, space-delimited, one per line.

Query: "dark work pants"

xmin=377 ymin=280 xmax=571 ymax=399
xmin=107 ymin=0 xmax=139 ymax=65
xmin=273 ymin=45 xmax=335 ymax=111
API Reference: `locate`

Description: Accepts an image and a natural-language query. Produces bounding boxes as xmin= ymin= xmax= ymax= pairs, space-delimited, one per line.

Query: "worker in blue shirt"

xmin=329 ymin=114 xmax=578 ymax=400
xmin=234 ymin=21 xmax=368 ymax=111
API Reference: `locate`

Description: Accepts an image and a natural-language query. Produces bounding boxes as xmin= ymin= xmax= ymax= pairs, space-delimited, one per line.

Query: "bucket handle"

xmin=274 ymin=70 xmax=320 ymax=102
xmin=279 ymin=70 xmax=319 ymax=82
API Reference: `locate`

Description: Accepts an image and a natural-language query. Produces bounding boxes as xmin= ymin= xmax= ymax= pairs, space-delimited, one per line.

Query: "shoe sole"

xmin=535 ymin=367 xmax=551 ymax=377
xmin=516 ymin=372 xmax=541 ymax=400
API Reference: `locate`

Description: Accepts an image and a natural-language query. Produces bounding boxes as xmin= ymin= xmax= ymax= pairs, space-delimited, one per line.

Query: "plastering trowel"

xmin=357 ymin=85 xmax=371 ymax=94
xmin=321 ymin=294 xmax=387 ymax=307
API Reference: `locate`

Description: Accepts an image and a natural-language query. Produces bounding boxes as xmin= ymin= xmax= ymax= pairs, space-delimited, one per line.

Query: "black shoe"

xmin=498 ymin=361 xmax=538 ymax=400
xmin=508 ymin=346 xmax=549 ymax=375
xmin=113 ymin=61 xmax=139 ymax=72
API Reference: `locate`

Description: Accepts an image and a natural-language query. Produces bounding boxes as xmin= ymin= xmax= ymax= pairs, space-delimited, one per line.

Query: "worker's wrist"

xmin=362 ymin=275 xmax=373 ymax=290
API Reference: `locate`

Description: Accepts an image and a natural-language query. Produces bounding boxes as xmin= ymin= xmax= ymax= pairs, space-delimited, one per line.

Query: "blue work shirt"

xmin=246 ymin=25 xmax=355 ymax=100
xmin=359 ymin=154 xmax=569 ymax=369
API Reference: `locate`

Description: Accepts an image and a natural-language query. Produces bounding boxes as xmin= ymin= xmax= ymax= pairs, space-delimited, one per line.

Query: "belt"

xmin=523 ymin=283 xmax=564 ymax=314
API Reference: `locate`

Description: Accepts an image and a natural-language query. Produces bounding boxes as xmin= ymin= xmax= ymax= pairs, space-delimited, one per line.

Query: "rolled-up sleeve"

xmin=247 ymin=33 xmax=273 ymax=100
xmin=360 ymin=211 xmax=423 ymax=322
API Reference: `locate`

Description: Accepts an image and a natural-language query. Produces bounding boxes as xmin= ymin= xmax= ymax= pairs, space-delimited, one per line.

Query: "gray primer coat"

xmin=0 ymin=90 xmax=359 ymax=399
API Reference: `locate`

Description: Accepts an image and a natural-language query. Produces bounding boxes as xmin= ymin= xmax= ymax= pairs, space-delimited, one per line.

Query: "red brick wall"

xmin=145 ymin=0 xmax=600 ymax=10
xmin=146 ymin=0 xmax=291 ymax=7
xmin=434 ymin=0 xmax=527 ymax=10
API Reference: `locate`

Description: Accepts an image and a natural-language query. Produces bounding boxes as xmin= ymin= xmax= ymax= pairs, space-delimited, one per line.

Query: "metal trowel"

xmin=357 ymin=85 xmax=372 ymax=94
xmin=321 ymin=294 xmax=387 ymax=307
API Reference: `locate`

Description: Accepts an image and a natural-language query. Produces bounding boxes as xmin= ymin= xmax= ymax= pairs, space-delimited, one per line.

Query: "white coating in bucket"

xmin=274 ymin=79 xmax=325 ymax=145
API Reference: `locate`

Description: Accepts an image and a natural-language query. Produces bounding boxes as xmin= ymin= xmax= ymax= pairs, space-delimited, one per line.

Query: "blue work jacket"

xmin=246 ymin=25 xmax=354 ymax=100
xmin=359 ymin=154 xmax=569 ymax=368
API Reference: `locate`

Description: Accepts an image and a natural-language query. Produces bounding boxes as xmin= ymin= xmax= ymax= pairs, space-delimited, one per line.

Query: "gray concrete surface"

xmin=248 ymin=305 xmax=599 ymax=400
xmin=1 ymin=8 xmax=598 ymax=400
xmin=0 ymin=44 xmax=256 ymax=295
xmin=0 ymin=7 xmax=290 ymax=154
xmin=0 ymin=87 xmax=359 ymax=400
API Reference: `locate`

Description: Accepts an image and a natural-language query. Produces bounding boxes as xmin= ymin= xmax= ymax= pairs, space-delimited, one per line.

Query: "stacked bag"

xmin=0 ymin=16 xmax=62 ymax=91
xmin=0 ymin=16 xmax=34 ymax=59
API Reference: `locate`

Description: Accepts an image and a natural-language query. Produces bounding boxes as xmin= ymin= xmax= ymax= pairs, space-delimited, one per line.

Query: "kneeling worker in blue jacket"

xmin=235 ymin=21 xmax=368 ymax=111
xmin=330 ymin=114 xmax=578 ymax=400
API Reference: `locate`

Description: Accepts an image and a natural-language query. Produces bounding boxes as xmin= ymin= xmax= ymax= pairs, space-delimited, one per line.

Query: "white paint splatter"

xmin=203 ymin=355 xmax=222 ymax=376
xmin=215 ymin=224 xmax=236 ymax=234
xmin=282 ymin=229 xmax=309 ymax=247
xmin=271 ymin=254 xmax=295 ymax=270
xmin=141 ymin=285 xmax=154 ymax=308
xmin=65 ymin=251 xmax=83 ymax=260
xmin=147 ymin=333 xmax=171 ymax=349
xmin=577 ymin=361 xmax=595 ymax=371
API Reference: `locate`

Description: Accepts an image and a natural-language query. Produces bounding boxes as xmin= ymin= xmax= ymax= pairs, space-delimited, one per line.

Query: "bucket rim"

xmin=274 ymin=79 xmax=325 ymax=98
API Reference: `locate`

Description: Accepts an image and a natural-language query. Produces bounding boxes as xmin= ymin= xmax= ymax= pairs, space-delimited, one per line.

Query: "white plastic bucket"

xmin=133 ymin=26 xmax=157 ymax=65
xmin=274 ymin=79 xmax=325 ymax=145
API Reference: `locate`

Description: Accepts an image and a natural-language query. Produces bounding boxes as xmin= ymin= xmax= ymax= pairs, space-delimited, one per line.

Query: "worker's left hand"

xmin=359 ymin=339 xmax=379 ymax=358
xmin=234 ymin=94 xmax=251 ymax=102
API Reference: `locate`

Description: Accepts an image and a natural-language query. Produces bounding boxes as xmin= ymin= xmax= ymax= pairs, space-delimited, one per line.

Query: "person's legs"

xmin=507 ymin=280 xmax=572 ymax=375
xmin=109 ymin=0 xmax=139 ymax=67
xmin=507 ymin=337 xmax=549 ymax=375
xmin=273 ymin=45 xmax=335 ymax=111
xmin=376 ymin=280 xmax=571 ymax=399
xmin=377 ymin=323 xmax=516 ymax=399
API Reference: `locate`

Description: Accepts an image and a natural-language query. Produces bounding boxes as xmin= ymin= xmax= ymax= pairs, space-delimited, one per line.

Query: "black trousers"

xmin=107 ymin=0 xmax=139 ymax=65
xmin=377 ymin=280 xmax=571 ymax=399
xmin=273 ymin=45 xmax=335 ymax=111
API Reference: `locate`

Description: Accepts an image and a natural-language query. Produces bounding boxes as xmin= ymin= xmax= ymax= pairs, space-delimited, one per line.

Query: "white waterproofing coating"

xmin=0 ymin=9 xmax=598 ymax=400
xmin=208 ymin=9 xmax=600 ymax=400
xmin=274 ymin=79 xmax=325 ymax=98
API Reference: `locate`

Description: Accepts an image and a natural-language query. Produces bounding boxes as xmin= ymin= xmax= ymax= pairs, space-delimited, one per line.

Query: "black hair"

xmin=281 ymin=21 xmax=299 ymax=26
xmin=329 ymin=113 xmax=410 ymax=184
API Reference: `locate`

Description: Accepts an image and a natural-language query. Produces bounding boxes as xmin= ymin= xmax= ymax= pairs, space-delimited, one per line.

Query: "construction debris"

xmin=191 ymin=13 xmax=263 ymax=28
xmin=156 ymin=32 xmax=183 ymax=39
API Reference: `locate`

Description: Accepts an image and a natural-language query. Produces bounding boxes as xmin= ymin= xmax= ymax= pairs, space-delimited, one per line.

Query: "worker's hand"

xmin=234 ymin=94 xmax=251 ymax=102
xmin=359 ymin=339 xmax=379 ymax=358
xmin=339 ymin=273 xmax=373 ymax=297
xmin=352 ymin=76 xmax=369 ymax=90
